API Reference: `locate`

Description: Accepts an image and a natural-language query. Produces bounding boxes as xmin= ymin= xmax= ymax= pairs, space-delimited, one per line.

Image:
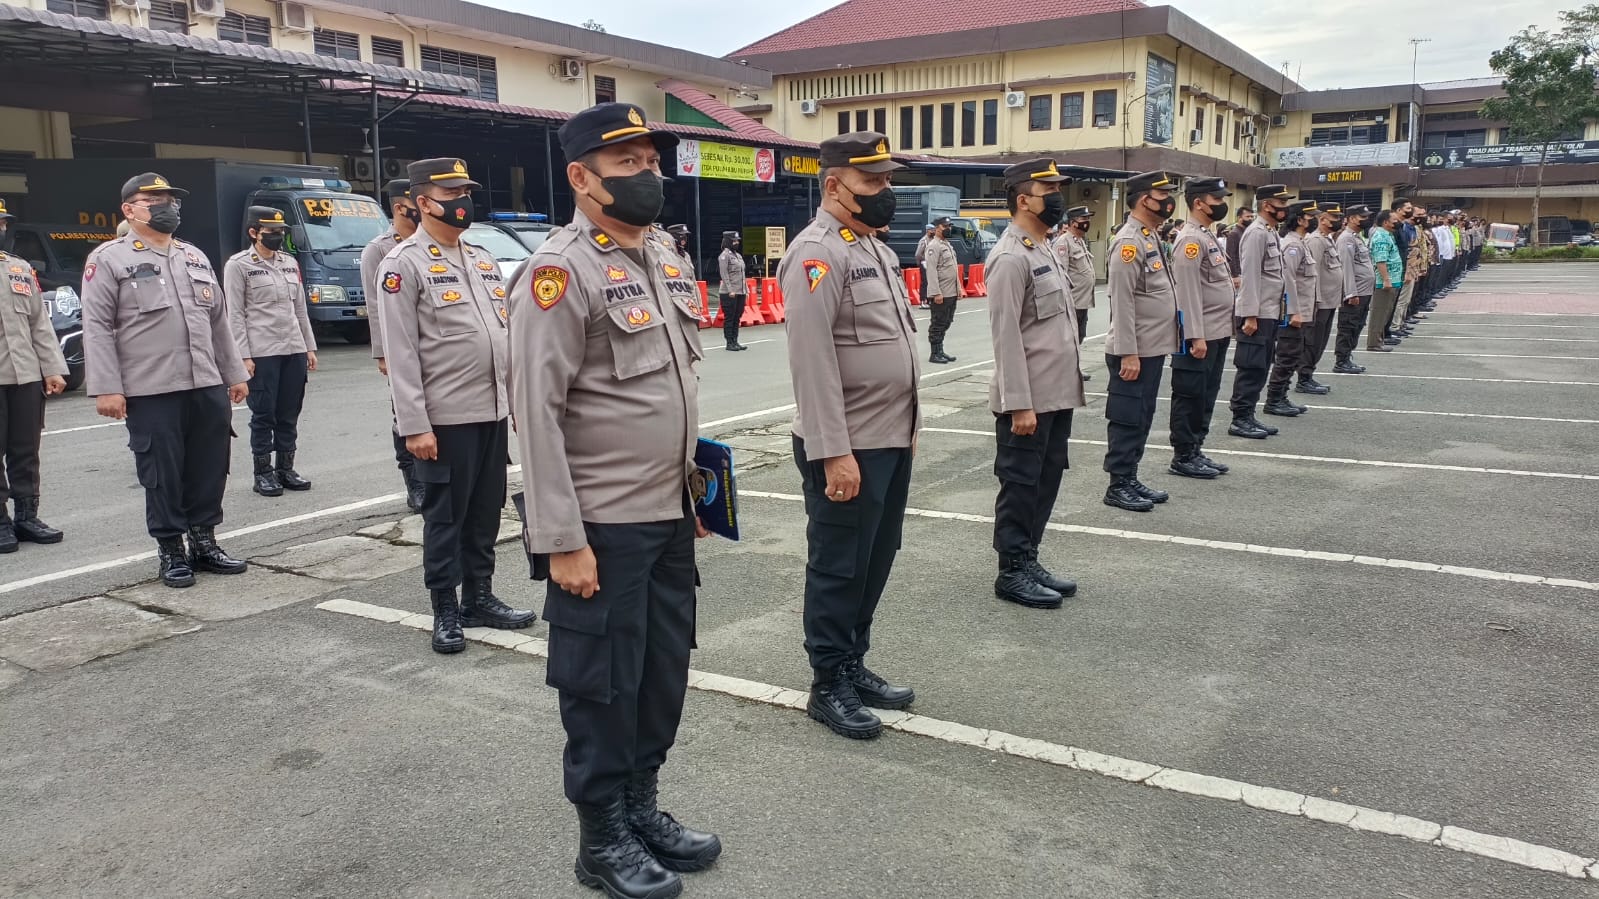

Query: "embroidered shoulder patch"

xmin=1119 ymin=245 xmax=1137 ymax=263
xmin=382 ymin=272 xmax=402 ymax=293
xmin=1184 ymin=243 xmax=1200 ymax=259
xmin=532 ymin=266 xmax=569 ymax=310
xmin=803 ymin=259 xmax=830 ymax=292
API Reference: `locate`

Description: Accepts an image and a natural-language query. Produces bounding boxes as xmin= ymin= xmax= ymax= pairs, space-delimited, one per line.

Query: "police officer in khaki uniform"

xmin=1266 ymin=201 xmax=1321 ymax=416
xmin=780 ymin=131 xmax=920 ymax=741
xmin=666 ymin=223 xmax=694 ymax=279
xmin=1057 ymin=205 xmax=1097 ymax=382
xmin=1226 ymin=183 xmax=1293 ymax=441
xmin=225 ymin=206 xmax=318 ymax=498
xmin=362 ymin=178 xmax=424 ymax=510
xmin=509 ymin=103 xmax=720 ymax=899
xmin=82 ymin=172 xmax=250 ymax=587
xmin=1103 ymin=171 xmax=1179 ymax=512
xmin=717 ymin=231 xmax=747 ymax=351
xmin=1299 ymin=203 xmax=1345 ymax=394
xmin=986 ymin=159 xmax=1084 ymax=609
xmin=380 ymin=158 xmax=535 ymax=655
xmin=1168 ymin=178 xmax=1238 ymax=479
xmin=1334 ymin=204 xmax=1375 ymax=374
xmin=0 ymin=203 xmax=69 ymax=552
xmin=923 ymin=215 xmax=961 ymax=364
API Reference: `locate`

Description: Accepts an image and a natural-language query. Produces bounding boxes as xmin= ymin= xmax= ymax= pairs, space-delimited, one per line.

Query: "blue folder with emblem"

xmin=693 ymin=438 xmax=740 ymax=541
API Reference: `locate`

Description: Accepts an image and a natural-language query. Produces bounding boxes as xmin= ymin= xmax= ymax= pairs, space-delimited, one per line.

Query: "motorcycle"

xmin=45 ymin=286 xmax=84 ymax=393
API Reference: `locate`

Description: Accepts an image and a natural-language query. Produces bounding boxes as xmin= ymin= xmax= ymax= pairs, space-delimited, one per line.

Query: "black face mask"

xmin=1036 ymin=193 xmax=1067 ymax=227
xmin=1401 ymin=209 xmax=1413 ymax=219
xmin=258 ymin=232 xmax=286 ymax=252
xmin=145 ymin=203 xmax=181 ymax=234
xmin=1329 ymin=217 xmax=1345 ymax=230
xmin=591 ymin=172 xmax=664 ymax=228
xmin=844 ymin=186 xmax=897 ymax=229
xmin=425 ymin=196 xmax=474 ymax=230
xmin=401 ymin=205 xmax=421 ymax=225
xmin=1146 ymin=195 xmax=1176 ymax=221
xmin=1072 ymin=220 xmax=1090 ymax=233
xmin=1206 ymin=202 xmax=1230 ymax=221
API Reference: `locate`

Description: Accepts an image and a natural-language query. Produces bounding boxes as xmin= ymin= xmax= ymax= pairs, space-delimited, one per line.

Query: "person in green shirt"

xmin=1366 ymin=210 xmax=1405 ymax=352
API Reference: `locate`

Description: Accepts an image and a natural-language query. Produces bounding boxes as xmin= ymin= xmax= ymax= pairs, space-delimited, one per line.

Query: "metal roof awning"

xmin=0 ymin=3 xmax=476 ymax=93
xmin=899 ymin=157 xmax=1134 ymax=181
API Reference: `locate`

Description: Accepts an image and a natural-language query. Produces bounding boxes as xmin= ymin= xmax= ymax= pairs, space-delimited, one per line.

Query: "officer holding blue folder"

xmin=1167 ymin=178 xmax=1238 ymax=480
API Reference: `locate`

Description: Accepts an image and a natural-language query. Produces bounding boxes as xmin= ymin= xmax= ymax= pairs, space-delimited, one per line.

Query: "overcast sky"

xmin=494 ymin=0 xmax=1570 ymax=89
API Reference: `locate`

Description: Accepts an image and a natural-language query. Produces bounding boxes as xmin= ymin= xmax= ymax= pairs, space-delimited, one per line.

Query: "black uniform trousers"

xmin=992 ymin=409 xmax=1072 ymax=556
xmin=793 ymin=436 xmax=913 ymax=681
xmin=1103 ymin=354 xmax=1164 ymax=477
xmin=1228 ymin=317 xmax=1279 ymax=419
xmin=720 ymin=293 xmax=746 ymax=345
xmin=927 ymin=295 xmax=956 ymax=346
xmin=415 ymin=418 xmax=508 ymax=590
xmin=389 ymin=402 xmax=415 ymax=473
xmin=1075 ymin=309 xmax=1090 ymax=343
xmin=1299 ymin=308 xmax=1337 ymax=378
xmin=545 ymin=504 xmax=696 ymax=805
xmin=1169 ymin=337 xmax=1230 ymax=454
xmin=1335 ymin=296 xmax=1371 ymax=361
xmin=0 ymin=381 xmax=46 ymax=511
xmin=245 ymin=352 xmax=308 ymax=456
xmin=1268 ymin=323 xmax=1308 ymax=398
xmin=125 ymin=386 xmax=232 ymax=540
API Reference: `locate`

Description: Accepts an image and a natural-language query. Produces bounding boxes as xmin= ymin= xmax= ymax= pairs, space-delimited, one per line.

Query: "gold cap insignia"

xmin=874 ymin=139 xmax=888 ymax=155
xmin=453 ymin=160 xmax=467 ymax=174
xmin=627 ymin=108 xmax=644 ymax=126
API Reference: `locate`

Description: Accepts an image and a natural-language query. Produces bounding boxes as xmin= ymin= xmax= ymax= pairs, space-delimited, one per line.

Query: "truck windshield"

xmin=44 ymin=230 xmax=118 ymax=268
xmin=295 ymin=196 xmax=388 ymax=251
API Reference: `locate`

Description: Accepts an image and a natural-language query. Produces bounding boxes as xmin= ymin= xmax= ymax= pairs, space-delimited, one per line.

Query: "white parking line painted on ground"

xmin=317 ymin=597 xmax=1599 ymax=884
xmin=1385 ymin=351 xmax=1599 ymax=360
xmin=1399 ymin=335 xmax=1599 ymax=342
xmin=1428 ymin=311 xmax=1599 ymax=317
xmin=740 ymin=490 xmax=1599 ymax=593
xmin=1325 ymin=372 xmax=1599 ymax=387
xmin=1081 ymin=392 xmax=1599 ymax=425
xmin=711 ymin=339 xmax=776 ymax=351
xmin=1414 ymin=323 xmax=1599 ymax=329
xmin=919 ymin=428 xmax=1599 ymax=481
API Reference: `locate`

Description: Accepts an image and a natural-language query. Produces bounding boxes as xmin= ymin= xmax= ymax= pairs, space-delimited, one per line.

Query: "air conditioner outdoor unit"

xmin=1270 ymin=114 xmax=1288 ymax=127
xmin=1189 ymin=129 xmax=1203 ymax=145
xmin=192 ymin=0 xmax=225 ymax=16
xmin=114 ymin=0 xmax=150 ymax=9
xmin=349 ymin=158 xmax=376 ymax=182
xmin=799 ymin=99 xmax=819 ymax=116
xmin=1094 ymin=115 xmax=1112 ymax=128
xmin=383 ymin=158 xmax=413 ymax=179
xmin=1241 ymin=120 xmax=1257 ymax=137
xmin=1374 ymin=114 xmax=1386 ymax=123
xmin=278 ymin=1 xmax=313 ymax=32
xmin=1251 ymin=153 xmax=1266 ymax=167
xmin=558 ymin=58 xmax=585 ymax=80
xmin=1004 ymin=91 xmax=1026 ymax=109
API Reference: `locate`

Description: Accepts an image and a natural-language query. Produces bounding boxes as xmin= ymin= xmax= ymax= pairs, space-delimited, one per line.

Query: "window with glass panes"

xmin=960 ymin=101 xmax=976 ymax=146
xmin=982 ymin=99 xmax=998 ymax=145
xmin=1059 ymin=92 xmax=1083 ymax=129
xmin=939 ymin=103 xmax=955 ymax=146
xmin=314 ymin=28 xmax=360 ymax=60
xmin=147 ymin=0 xmax=188 ymax=33
xmin=370 ymin=36 xmax=405 ymax=68
xmin=1092 ymin=90 xmax=1116 ymax=127
xmin=837 ymin=111 xmax=850 ymax=135
xmin=900 ymin=108 xmax=915 ymax=149
xmin=1029 ymin=95 xmax=1051 ymax=131
xmin=421 ymin=45 xmax=498 ymax=101
xmin=594 ymin=76 xmax=617 ymax=104
xmin=218 ymin=12 xmax=272 ymax=46
xmin=46 ymin=0 xmax=108 ymax=18
xmin=919 ymin=105 xmax=934 ymax=148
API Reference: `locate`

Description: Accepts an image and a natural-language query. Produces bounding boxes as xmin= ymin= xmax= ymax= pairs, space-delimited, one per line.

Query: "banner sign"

xmin=781 ymin=152 xmax=820 ymax=177
xmin=1271 ymin=143 xmax=1410 ymax=169
xmin=676 ymin=140 xmax=778 ymax=182
xmin=1421 ymin=140 xmax=1599 ymax=169
xmin=765 ymin=226 xmax=787 ymax=259
xmin=1143 ymin=53 xmax=1177 ymax=145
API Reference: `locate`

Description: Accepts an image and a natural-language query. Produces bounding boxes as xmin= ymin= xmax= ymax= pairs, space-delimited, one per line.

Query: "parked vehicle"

xmin=480 ymin=212 xmax=555 ymax=254
xmin=1568 ymin=218 xmax=1593 ymax=246
xmin=464 ymin=222 xmax=532 ymax=279
xmin=6 ymin=223 xmax=117 ymax=297
xmin=1486 ymin=223 xmax=1519 ymax=251
xmin=884 ymin=185 xmax=989 ymax=270
xmin=45 ymin=285 xmax=84 ymax=393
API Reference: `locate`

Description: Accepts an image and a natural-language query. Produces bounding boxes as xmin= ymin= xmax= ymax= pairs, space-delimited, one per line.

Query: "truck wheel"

xmin=338 ymin=323 xmax=372 ymax=345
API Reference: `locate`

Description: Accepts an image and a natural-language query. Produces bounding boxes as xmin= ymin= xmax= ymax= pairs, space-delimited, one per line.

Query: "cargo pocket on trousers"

xmin=128 ymin=432 xmax=159 ymax=489
xmin=994 ymin=425 xmax=1045 ymax=486
xmin=543 ymin=598 xmax=612 ymax=704
xmin=1104 ymin=376 xmax=1144 ymax=427
xmin=806 ymin=500 xmax=860 ymax=579
xmin=1234 ymin=337 xmax=1270 ymax=371
xmin=412 ymin=459 xmax=452 ymax=524
xmin=1169 ymin=364 xmax=1206 ymax=399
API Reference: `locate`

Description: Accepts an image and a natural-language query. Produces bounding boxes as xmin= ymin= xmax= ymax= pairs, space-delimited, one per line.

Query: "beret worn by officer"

xmin=0 ymin=198 xmax=11 ymax=220
xmin=1287 ymin=200 xmax=1320 ymax=217
xmin=1003 ymin=158 xmax=1070 ymax=188
xmin=121 ymin=172 xmax=190 ymax=201
xmin=383 ymin=178 xmax=410 ymax=201
xmin=1066 ymin=205 xmax=1094 ymax=219
xmin=1125 ymin=171 xmax=1177 ymax=196
xmin=247 ymin=205 xmax=288 ymax=228
xmin=559 ymin=102 xmax=680 ymax=161
xmin=1255 ymin=183 xmax=1293 ymax=202
xmin=407 ymin=158 xmax=481 ymax=191
xmin=1344 ymin=204 xmax=1372 ymax=218
xmin=1183 ymin=177 xmax=1233 ymax=199
xmin=818 ymin=131 xmax=904 ymax=173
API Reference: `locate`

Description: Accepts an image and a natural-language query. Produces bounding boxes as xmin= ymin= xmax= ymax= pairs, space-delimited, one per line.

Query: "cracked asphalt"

xmin=2 ymin=264 xmax=1597 ymax=898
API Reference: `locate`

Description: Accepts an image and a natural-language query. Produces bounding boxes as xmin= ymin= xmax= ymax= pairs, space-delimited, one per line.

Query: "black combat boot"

xmin=625 ymin=768 xmax=722 ymax=873
xmin=400 ymin=465 xmax=424 ymax=512
xmin=1263 ymin=394 xmax=1303 ymax=417
xmin=1022 ymin=550 xmax=1077 ymax=597
xmin=996 ymin=555 xmax=1063 ymax=608
xmin=275 ymin=451 xmax=311 ymax=491
xmin=807 ymin=667 xmax=882 ymax=739
xmin=0 ymin=515 xmax=16 ymax=554
xmin=13 ymin=497 xmax=63 ymax=544
xmin=1127 ymin=475 xmax=1169 ymax=504
xmin=1195 ymin=451 xmax=1229 ymax=474
xmin=1248 ymin=416 xmax=1279 ymax=436
xmin=1333 ymin=358 xmax=1365 ymax=374
xmin=928 ymin=341 xmax=955 ymax=364
xmin=430 ymin=589 xmax=465 ymax=653
xmin=843 ymin=656 xmax=915 ymax=709
xmin=157 ymin=537 xmax=194 ymax=588
xmin=252 ymin=454 xmax=283 ymax=497
xmin=459 ymin=577 xmax=537 ymax=629
xmin=1169 ymin=451 xmax=1220 ymax=479
xmin=1295 ymin=377 xmax=1330 ymax=395
xmin=188 ymin=527 xmax=247 ymax=575
xmin=1104 ymin=477 xmax=1155 ymax=511
xmin=575 ymin=798 xmax=683 ymax=899
xmin=1228 ymin=417 xmax=1268 ymax=439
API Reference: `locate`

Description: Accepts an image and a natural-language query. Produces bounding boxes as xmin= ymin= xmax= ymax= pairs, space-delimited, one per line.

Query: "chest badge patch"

xmin=1022 ymin=237 xmax=1036 ymax=249
xmin=132 ymin=240 xmax=146 ymax=251
xmin=200 ymin=286 xmax=214 ymax=301
xmin=838 ymin=228 xmax=856 ymax=243
xmin=7 ymin=264 xmax=23 ymax=275
xmin=1184 ymin=244 xmax=1200 ymax=259
xmin=441 ymin=289 xmax=463 ymax=303
xmin=497 ymin=306 xmax=508 ymax=323
xmin=605 ymin=265 xmax=629 ymax=283
xmin=662 ymin=263 xmax=682 ymax=279
xmin=493 ymin=286 xmax=506 ymax=299
xmin=802 ymin=259 xmax=830 ymax=292
xmin=427 ymin=244 xmax=442 ymax=258
xmin=626 ymin=306 xmax=652 ymax=326
xmin=1119 ymin=245 xmax=1137 ymax=263
xmin=429 ymin=263 xmax=448 ymax=274
xmin=382 ymin=272 xmax=402 ymax=293
xmin=9 ymin=278 xmax=30 ymax=295
xmin=532 ymin=266 xmax=569 ymax=310
xmin=477 ymin=261 xmax=495 ymax=272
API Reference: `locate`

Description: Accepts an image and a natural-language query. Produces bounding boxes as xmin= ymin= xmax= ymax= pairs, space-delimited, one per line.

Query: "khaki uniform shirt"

xmin=1105 ymin=217 xmax=1179 ymax=358
xmin=81 ymin=234 xmax=247 ymax=397
xmin=778 ymin=208 xmax=920 ymax=459
xmin=1281 ymin=231 xmax=1318 ymax=320
xmin=718 ymin=248 xmax=747 ymax=296
xmin=1236 ymin=218 xmax=1286 ymax=321
xmin=925 ymin=236 xmax=960 ymax=299
xmin=1059 ymin=232 xmax=1096 ymax=310
xmin=360 ymin=229 xmax=402 ymax=360
xmin=508 ymin=209 xmax=703 ymax=553
xmin=1337 ymin=229 xmax=1375 ymax=298
xmin=1305 ymin=231 xmax=1345 ymax=311
xmin=1169 ymin=221 xmax=1237 ymax=342
xmin=0 ymin=255 xmax=68 ymax=385
xmin=224 ymin=247 xmax=316 ymax=359
xmin=985 ymin=225 xmax=1084 ymax=415
xmin=378 ymin=233 xmax=510 ymax=436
